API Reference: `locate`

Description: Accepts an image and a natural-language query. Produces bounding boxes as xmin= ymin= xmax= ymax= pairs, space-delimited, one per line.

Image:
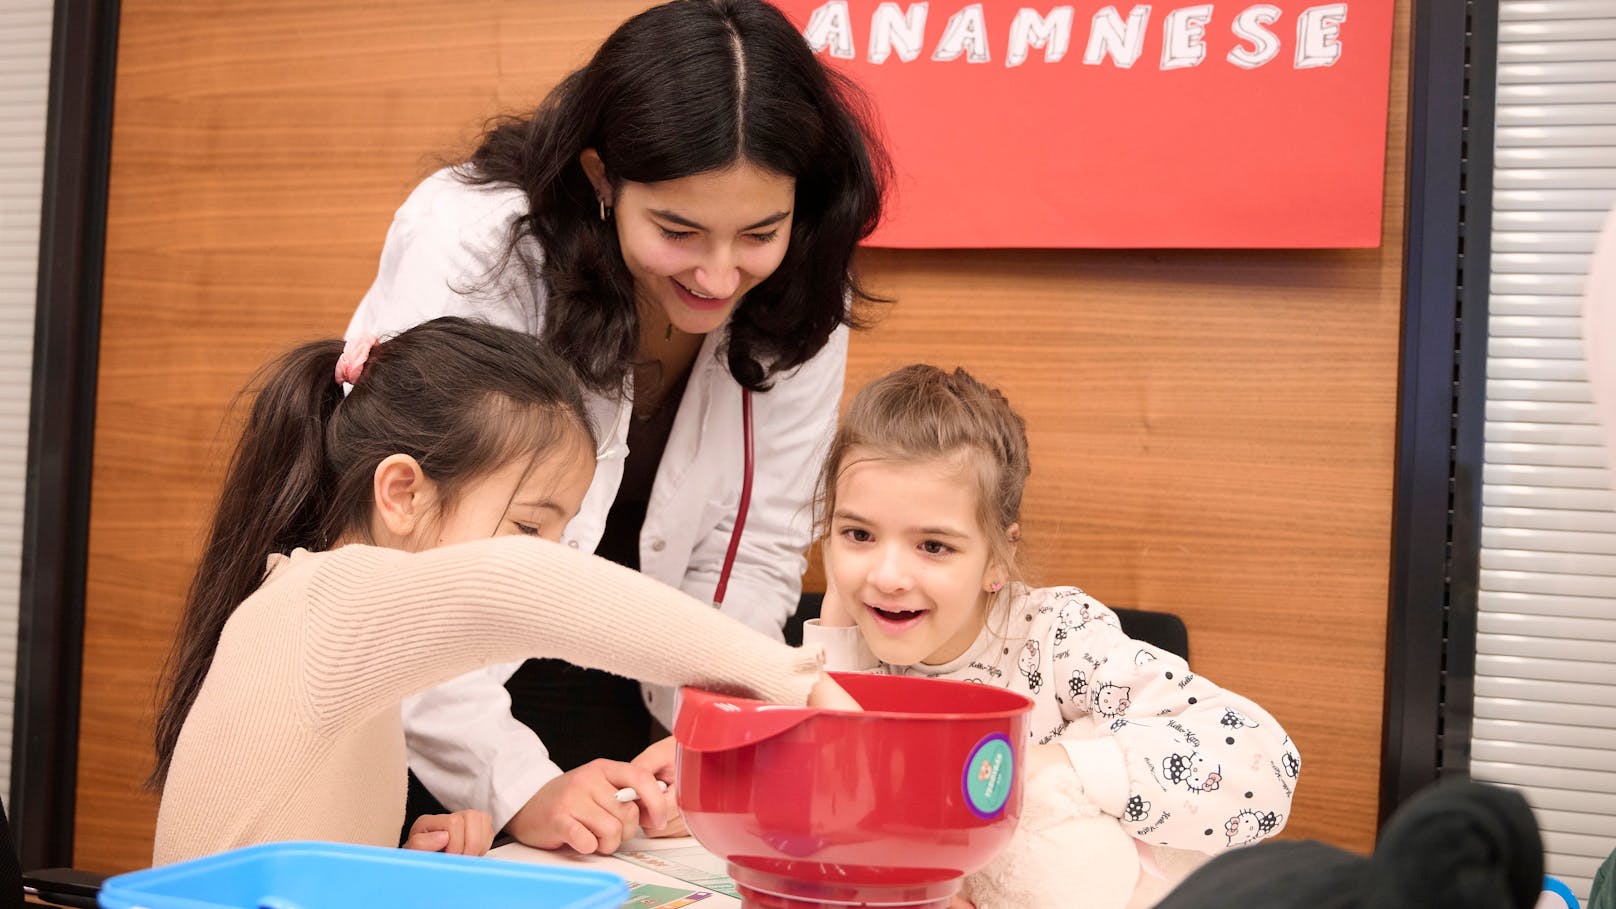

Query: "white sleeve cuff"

xmin=1057 ymin=736 xmax=1130 ymax=818
xmin=488 ymin=758 xmax=565 ymax=833
xmin=801 ymin=619 xmax=879 ymax=671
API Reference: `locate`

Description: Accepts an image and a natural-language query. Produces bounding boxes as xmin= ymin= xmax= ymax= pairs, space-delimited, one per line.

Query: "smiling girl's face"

xmin=585 ymin=153 xmax=796 ymax=338
xmin=825 ymin=449 xmax=1006 ymax=667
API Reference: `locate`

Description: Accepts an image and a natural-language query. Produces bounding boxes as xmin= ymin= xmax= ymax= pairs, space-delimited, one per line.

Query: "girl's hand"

xmin=631 ymin=734 xmax=677 ymax=782
xmin=506 ymin=758 xmax=668 ymax=854
xmin=639 ymin=806 xmax=689 ymax=839
xmin=630 ymin=737 xmax=687 ymax=838
xmin=816 ymin=552 xmax=855 ymax=627
xmin=809 ymin=673 xmax=863 ymax=711
xmin=403 ymin=809 xmax=494 ymax=855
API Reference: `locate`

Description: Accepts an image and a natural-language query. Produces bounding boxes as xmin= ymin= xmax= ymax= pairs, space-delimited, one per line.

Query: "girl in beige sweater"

xmin=150 ymin=317 xmax=852 ymax=866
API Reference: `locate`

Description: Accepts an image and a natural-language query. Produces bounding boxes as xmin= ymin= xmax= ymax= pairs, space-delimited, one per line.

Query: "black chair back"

xmin=1112 ymin=607 xmax=1191 ymax=661
xmin=0 ymin=796 xmax=21 ymax=909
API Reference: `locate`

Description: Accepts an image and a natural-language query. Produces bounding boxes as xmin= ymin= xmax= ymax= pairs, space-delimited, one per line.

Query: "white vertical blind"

xmin=0 ymin=1 xmax=52 ymax=810
xmin=1477 ymin=2 xmax=1616 ymax=902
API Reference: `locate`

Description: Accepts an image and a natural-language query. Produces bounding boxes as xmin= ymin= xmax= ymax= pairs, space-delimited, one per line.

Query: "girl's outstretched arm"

xmin=289 ymin=536 xmax=827 ymax=733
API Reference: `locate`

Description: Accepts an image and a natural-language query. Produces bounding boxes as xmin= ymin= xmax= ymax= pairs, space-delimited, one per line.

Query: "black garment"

xmin=0 ymin=796 xmax=22 ymax=909
xmin=1155 ymin=779 xmax=1544 ymax=909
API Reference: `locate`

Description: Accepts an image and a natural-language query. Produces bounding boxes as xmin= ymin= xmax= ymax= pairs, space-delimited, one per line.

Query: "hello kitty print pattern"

xmin=804 ymin=584 xmax=1299 ymax=855
xmin=1224 ymin=807 xmax=1284 ymax=846
xmin=1162 ymin=749 xmax=1222 ymax=794
xmin=1018 ymin=641 xmax=1043 ymax=693
xmin=1093 ymin=683 xmax=1131 ymax=718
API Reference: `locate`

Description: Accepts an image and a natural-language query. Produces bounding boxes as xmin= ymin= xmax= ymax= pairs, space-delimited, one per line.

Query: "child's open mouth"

xmin=866 ymin=603 xmax=928 ymax=633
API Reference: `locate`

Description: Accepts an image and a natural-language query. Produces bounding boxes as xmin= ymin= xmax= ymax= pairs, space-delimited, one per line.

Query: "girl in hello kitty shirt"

xmin=805 ymin=364 xmax=1300 ymax=909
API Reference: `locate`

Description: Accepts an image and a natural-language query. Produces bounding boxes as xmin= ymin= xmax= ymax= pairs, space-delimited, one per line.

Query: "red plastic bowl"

xmin=674 ymin=672 xmax=1033 ymax=908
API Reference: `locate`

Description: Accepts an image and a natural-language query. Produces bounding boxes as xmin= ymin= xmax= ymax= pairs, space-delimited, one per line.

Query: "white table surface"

xmin=491 ymin=836 xmax=742 ymax=907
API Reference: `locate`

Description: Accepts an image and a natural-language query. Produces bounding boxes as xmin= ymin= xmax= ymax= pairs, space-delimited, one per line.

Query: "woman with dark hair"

xmin=346 ymin=0 xmax=888 ymax=854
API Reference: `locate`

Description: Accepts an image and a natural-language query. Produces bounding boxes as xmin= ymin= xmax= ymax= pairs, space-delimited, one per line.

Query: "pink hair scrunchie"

xmin=335 ymin=334 xmax=377 ymax=386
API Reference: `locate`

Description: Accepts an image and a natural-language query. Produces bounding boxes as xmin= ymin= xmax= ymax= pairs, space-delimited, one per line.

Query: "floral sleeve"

xmin=1045 ymin=588 xmax=1301 ymax=854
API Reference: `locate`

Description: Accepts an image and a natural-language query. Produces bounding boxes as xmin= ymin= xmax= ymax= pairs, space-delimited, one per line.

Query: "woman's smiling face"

xmin=584 ymin=151 xmax=796 ymax=337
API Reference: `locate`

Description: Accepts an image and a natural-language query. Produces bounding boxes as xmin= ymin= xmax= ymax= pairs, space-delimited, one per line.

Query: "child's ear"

xmin=372 ymin=454 xmax=433 ymax=546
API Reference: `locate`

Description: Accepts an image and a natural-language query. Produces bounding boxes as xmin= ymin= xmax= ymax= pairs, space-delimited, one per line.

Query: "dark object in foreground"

xmin=1155 ymin=778 xmax=1544 ymax=909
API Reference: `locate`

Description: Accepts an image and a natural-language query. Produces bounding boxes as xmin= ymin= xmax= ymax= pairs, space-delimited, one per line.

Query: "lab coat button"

xmin=650 ymin=538 xmax=667 ymax=552
xmin=567 ymin=539 xmax=579 ymax=549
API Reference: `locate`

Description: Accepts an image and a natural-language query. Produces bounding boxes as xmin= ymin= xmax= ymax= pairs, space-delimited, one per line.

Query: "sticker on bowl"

xmin=962 ymin=733 xmax=1014 ymax=819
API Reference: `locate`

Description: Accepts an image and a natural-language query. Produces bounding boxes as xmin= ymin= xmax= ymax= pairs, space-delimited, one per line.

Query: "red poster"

xmin=775 ymin=1 xmax=1394 ymax=248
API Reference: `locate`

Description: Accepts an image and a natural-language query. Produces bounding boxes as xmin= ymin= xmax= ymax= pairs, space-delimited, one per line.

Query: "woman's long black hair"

xmin=466 ymin=0 xmax=890 ymax=392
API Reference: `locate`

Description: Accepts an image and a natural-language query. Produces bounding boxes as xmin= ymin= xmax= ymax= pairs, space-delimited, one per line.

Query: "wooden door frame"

xmin=1381 ymin=0 xmax=1496 ymax=821
xmin=11 ymin=0 xmax=119 ymax=872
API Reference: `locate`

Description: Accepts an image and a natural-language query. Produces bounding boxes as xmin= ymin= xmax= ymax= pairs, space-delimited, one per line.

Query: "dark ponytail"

xmin=150 ymin=341 xmax=343 ymax=790
xmin=151 ymin=317 xmax=594 ymax=788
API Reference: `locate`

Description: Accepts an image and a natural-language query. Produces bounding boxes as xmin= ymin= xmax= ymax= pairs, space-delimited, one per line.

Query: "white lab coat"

xmin=346 ymin=168 xmax=846 ymax=827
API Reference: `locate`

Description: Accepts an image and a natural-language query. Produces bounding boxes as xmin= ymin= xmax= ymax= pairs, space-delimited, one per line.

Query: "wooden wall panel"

xmin=78 ymin=0 xmax=1409 ymax=872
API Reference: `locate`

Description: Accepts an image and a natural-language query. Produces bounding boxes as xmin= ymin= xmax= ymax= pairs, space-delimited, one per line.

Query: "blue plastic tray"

xmin=98 ymin=842 xmax=629 ymax=909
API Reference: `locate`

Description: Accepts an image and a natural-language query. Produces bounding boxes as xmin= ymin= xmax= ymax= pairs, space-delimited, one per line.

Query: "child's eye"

xmin=658 ymin=226 xmax=696 ymax=241
xmin=920 ymin=540 xmax=954 ymax=555
xmin=841 ymin=528 xmax=873 ymax=543
xmin=514 ymin=522 xmax=542 ymax=537
xmin=746 ymin=229 xmax=780 ymax=244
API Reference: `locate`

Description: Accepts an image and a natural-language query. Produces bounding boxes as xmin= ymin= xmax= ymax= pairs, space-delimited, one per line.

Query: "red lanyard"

xmin=711 ymin=389 xmax=754 ymax=606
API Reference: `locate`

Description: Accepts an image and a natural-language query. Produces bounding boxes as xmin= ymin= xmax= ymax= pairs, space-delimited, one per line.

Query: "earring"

xmin=990 ymin=582 xmax=1004 ymax=593
xmin=598 ymin=198 xmax=610 ymax=221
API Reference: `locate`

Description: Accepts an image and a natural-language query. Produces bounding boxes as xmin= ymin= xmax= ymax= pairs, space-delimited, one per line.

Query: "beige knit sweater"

xmin=152 ymin=536 xmax=824 ymax=866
